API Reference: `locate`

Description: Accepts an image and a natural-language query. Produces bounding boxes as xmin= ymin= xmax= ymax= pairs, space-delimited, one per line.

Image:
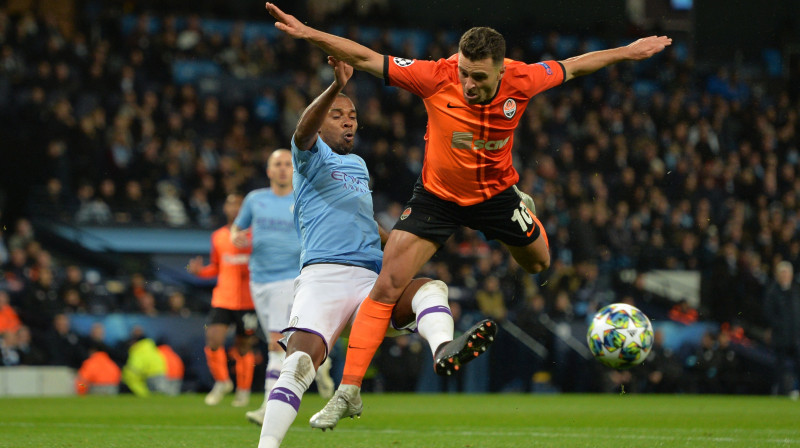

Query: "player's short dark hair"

xmin=459 ymin=27 xmax=505 ymax=64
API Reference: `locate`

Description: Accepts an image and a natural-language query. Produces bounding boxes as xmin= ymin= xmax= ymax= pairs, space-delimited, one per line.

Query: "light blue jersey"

xmin=292 ymin=135 xmax=383 ymax=273
xmin=234 ymin=188 xmax=301 ymax=283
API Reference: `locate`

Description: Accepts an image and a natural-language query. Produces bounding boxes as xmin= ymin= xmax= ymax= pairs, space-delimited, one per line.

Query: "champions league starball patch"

xmin=393 ymin=57 xmax=414 ymax=67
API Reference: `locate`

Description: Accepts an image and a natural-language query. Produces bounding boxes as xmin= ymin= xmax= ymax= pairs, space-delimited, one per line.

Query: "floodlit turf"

xmin=0 ymin=393 xmax=798 ymax=447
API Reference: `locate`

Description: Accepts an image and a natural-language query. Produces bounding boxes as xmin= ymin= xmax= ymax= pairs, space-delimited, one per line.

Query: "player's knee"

xmin=523 ymin=253 xmax=550 ymax=274
xmin=417 ymin=279 xmax=448 ymax=299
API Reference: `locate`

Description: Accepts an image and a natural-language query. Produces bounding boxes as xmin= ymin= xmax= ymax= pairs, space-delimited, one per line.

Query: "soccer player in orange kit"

xmin=266 ymin=1 xmax=672 ymax=428
xmin=188 ymin=193 xmax=257 ymax=407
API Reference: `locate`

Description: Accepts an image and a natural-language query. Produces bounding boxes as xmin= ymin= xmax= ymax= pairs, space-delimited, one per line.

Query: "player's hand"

xmin=329 ymin=56 xmax=353 ymax=88
xmin=625 ymin=35 xmax=672 ymax=60
xmin=231 ymin=230 xmax=251 ymax=249
xmin=266 ymin=2 xmax=308 ymax=39
xmin=186 ymin=256 xmax=203 ymax=274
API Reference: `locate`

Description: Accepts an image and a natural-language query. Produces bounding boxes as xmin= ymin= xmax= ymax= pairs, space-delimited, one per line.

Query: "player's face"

xmin=223 ymin=194 xmax=243 ymax=223
xmin=267 ymin=149 xmax=293 ymax=188
xmin=319 ymin=96 xmax=357 ymax=155
xmin=458 ymin=53 xmax=505 ymax=104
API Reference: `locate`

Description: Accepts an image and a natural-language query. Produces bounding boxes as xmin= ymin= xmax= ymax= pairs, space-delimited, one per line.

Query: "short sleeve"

xmin=233 ymin=192 xmax=254 ymax=230
xmin=386 ymin=55 xmax=449 ymax=99
xmin=292 ymin=133 xmax=329 ymax=176
xmin=518 ymin=60 xmax=566 ymax=97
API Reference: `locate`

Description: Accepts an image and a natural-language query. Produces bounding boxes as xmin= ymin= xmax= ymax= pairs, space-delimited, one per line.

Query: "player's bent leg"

xmin=340 ymin=231 xmax=438 ymax=387
xmin=204 ymin=323 xmax=233 ymax=405
xmin=504 ymin=216 xmax=550 ymax=274
xmin=397 ymin=279 xmax=455 ymax=359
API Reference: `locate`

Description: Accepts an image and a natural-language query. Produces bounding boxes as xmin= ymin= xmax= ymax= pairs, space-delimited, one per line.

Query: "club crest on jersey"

xmin=289 ymin=316 xmax=298 ymax=327
xmin=503 ymin=99 xmax=517 ymax=119
xmin=393 ymin=57 xmax=414 ymax=67
xmin=400 ymin=207 xmax=412 ymax=220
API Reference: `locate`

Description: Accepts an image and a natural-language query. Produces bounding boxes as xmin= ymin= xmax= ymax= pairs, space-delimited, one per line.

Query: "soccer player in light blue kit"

xmin=231 ymin=149 xmax=333 ymax=425
xmin=256 ymin=57 xmax=475 ymax=448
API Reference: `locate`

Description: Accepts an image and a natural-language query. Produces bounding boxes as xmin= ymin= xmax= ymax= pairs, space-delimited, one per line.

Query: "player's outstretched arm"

xmin=266 ymin=2 xmax=384 ymax=78
xmin=559 ymin=35 xmax=672 ymax=82
xmin=294 ymin=57 xmax=354 ymax=151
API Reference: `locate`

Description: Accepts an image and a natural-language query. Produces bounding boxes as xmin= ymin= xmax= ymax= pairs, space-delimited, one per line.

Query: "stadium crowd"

xmin=1 ymin=2 xmax=799 ymax=395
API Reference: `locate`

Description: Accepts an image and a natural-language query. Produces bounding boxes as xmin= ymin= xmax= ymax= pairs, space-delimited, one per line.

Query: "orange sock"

xmin=233 ymin=351 xmax=254 ymax=391
xmin=204 ymin=346 xmax=229 ymax=382
xmin=341 ymin=297 xmax=394 ymax=387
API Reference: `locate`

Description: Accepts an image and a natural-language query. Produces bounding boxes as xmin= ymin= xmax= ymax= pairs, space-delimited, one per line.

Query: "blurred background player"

xmin=256 ymin=56 xmax=492 ymax=447
xmin=231 ymin=149 xmax=334 ymax=426
xmin=266 ymin=2 xmax=670 ymax=404
xmin=187 ymin=193 xmax=257 ymax=407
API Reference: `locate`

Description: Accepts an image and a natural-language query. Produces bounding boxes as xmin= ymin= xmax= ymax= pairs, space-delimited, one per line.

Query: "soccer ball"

xmin=586 ymin=303 xmax=654 ymax=369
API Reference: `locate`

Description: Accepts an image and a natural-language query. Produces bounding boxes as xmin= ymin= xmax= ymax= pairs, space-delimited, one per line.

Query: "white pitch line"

xmin=2 ymin=421 xmax=799 ymax=445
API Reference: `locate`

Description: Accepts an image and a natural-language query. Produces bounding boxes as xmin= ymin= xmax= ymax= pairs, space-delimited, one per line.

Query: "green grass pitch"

xmin=1 ymin=393 xmax=798 ymax=447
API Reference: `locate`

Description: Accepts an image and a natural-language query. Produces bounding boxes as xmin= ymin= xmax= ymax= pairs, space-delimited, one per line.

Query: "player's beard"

xmin=331 ymin=140 xmax=354 ymax=155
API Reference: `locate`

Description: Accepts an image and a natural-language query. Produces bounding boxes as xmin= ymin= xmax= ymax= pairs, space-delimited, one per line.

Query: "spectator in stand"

xmin=640 ymin=330 xmax=683 ymax=393
xmin=133 ymin=291 xmax=160 ymax=317
xmin=668 ymin=298 xmax=698 ymax=325
xmin=75 ymin=343 xmax=122 ymax=395
xmin=763 ymin=261 xmax=800 ymax=399
xmin=20 ymin=267 xmax=62 ymax=331
xmin=15 ymin=325 xmax=47 ymax=366
xmin=3 ymin=247 xmax=29 ymax=296
xmin=165 ymin=291 xmax=192 ymax=318
xmin=0 ymin=329 xmax=21 ymax=366
xmin=156 ymin=181 xmax=189 ymax=227
xmin=74 ymin=182 xmax=112 ymax=225
xmin=120 ymin=180 xmax=156 ymax=224
xmin=7 ymin=218 xmax=35 ymax=252
xmin=43 ymin=313 xmax=88 ymax=369
xmin=97 ymin=178 xmax=124 ymax=222
xmin=0 ymin=290 xmax=22 ymax=334
xmin=475 ymin=275 xmax=507 ymax=323
xmin=61 ymin=288 xmax=87 ymax=313
xmin=0 ymin=228 xmax=9 ymax=266
xmin=59 ymin=265 xmax=95 ymax=308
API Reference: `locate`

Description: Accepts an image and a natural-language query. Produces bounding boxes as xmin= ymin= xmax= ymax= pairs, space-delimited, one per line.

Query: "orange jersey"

xmin=75 ymin=351 xmax=121 ymax=394
xmin=386 ymin=55 xmax=565 ymax=205
xmin=196 ymin=226 xmax=253 ymax=310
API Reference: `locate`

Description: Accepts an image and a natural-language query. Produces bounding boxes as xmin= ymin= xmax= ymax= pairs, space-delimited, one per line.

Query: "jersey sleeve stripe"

xmin=383 ymin=54 xmax=390 ymax=85
xmin=556 ymin=61 xmax=567 ymax=84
